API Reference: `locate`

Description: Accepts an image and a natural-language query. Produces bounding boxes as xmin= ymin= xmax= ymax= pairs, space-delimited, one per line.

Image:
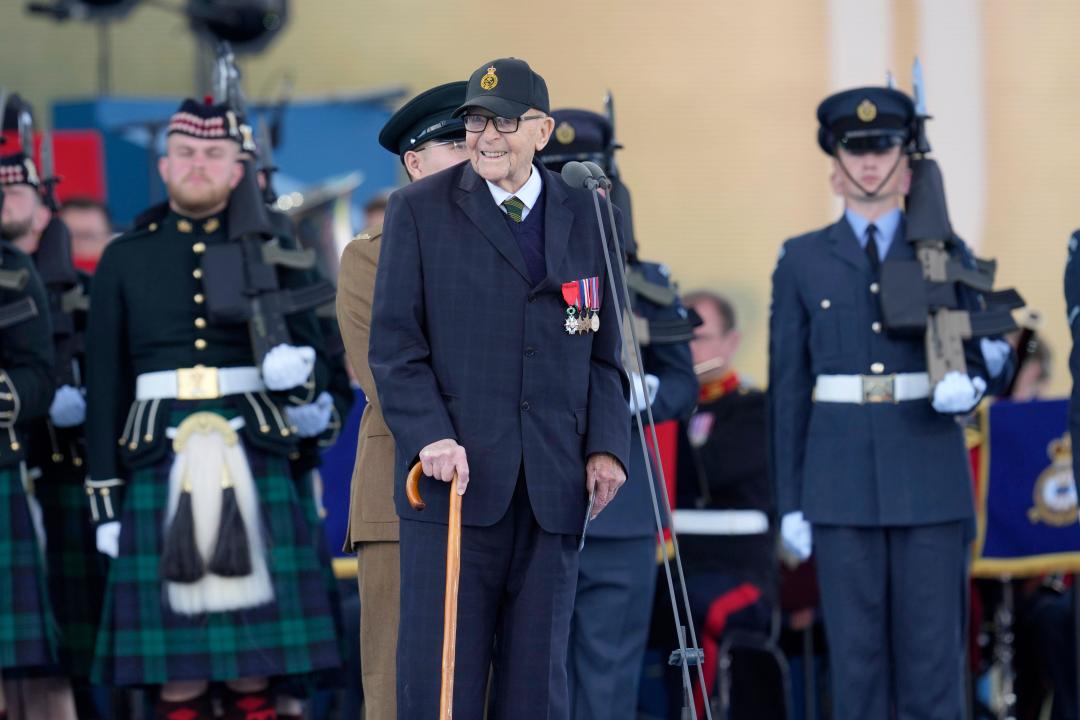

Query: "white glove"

xmin=285 ymin=391 xmax=334 ymax=438
xmin=931 ymin=371 xmax=987 ymax=414
xmin=628 ymin=373 xmax=660 ymax=414
xmin=781 ymin=511 xmax=812 ymax=562
xmin=96 ymin=521 xmax=121 ymax=558
xmin=980 ymin=338 xmax=1011 ymax=379
xmin=49 ymin=384 xmax=86 ymax=428
xmin=261 ymin=344 xmax=316 ymax=391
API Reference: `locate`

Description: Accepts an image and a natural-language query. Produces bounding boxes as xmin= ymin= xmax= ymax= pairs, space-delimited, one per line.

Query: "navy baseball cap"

xmin=453 ymin=58 xmax=549 ymax=119
xmin=817 ymin=87 xmax=915 ymax=155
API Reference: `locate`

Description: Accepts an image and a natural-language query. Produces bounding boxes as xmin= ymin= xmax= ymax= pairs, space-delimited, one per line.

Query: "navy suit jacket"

xmin=768 ymin=216 xmax=989 ymax=527
xmin=369 ymin=161 xmax=631 ymax=536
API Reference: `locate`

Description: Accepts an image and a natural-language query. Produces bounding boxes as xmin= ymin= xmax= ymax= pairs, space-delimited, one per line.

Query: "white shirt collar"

xmin=486 ymin=164 xmax=543 ymax=221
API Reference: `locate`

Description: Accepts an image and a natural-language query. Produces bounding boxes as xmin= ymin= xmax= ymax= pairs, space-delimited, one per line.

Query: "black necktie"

xmin=865 ymin=224 xmax=880 ymax=273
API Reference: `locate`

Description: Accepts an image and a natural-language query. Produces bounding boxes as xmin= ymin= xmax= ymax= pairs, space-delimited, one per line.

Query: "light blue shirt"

xmin=844 ymin=207 xmax=902 ymax=261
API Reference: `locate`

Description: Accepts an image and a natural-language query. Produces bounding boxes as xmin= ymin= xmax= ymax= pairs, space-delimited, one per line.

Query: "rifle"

xmin=205 ymin=43 xmax=336 ymax=364
xmin=36 ymin=128 xmax=84 ymax=388
xmin=879 ymin=58 xmax=1023 ymax=386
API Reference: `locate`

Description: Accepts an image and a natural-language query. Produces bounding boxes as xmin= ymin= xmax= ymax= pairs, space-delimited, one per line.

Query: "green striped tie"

xmin=502 ymin=196 xmax=526 ymax=223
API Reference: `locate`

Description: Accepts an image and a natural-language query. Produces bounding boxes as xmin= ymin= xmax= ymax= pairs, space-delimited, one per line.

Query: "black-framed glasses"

xmin=415 ymin=139 xmax=468 ymax=152
xmin=463 ymin=114 xmax=546 ymax=134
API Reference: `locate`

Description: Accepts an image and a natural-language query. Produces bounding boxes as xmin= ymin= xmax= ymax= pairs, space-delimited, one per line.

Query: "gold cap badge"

xmin=480 ymin=66 xmax=498 ymax=91
xmin=856 ymin=99 xmax=878 ymax=123
xmin=555 ymin=121 xmax=576 ymax=145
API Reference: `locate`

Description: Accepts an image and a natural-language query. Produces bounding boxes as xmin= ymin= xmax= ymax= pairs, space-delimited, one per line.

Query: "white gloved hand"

xmin=628 ymin=372 xmax=660 ymax=414
xmin=931 ymin=371 xmax=987 ymax=414
xmin=96 ymin=521 xmax=121 ymax=558
xmin=261 ymin=344 xmax=316 ymax=391
xmin=980 ymin=338 xmax=1011 ymax=379
xmin=780 ymin=511 xmax=813 ymax=562
xmin=285 ymin=391 xmax=334 ymax=438
xmin=49 ymin=384 xmax=86 ymax=428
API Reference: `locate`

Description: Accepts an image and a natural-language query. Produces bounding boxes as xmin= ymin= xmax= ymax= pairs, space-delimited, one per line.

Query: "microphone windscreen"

xmin=560 ymin=161 xmax=594 ymax=190
xmin=582 ymin=161 xmax=606 ymax=180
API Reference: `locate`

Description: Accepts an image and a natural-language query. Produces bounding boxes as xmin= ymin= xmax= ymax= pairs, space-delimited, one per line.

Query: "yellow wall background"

xmin=1 ymin=0 xmax=1074 ymax=395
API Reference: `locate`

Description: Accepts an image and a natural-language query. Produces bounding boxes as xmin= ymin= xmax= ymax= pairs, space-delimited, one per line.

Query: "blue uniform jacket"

xmin=369 ymin=161 xmax=631 ymax=536
xmin=589 ymin=260 xmax=698 ymax=538
xmin=1067 ymin=229 xmax=1080 ymax=443
xmin=768 ymin=215 xmax=988 ymax=527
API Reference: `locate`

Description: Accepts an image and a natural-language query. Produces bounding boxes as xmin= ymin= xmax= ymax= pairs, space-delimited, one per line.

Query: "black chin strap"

xmin=837 ymin=150 xmax=904 ymax=199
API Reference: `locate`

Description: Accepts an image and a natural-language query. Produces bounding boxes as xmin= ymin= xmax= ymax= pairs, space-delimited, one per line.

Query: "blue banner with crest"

xmin=972 ymin=398 xmax=1080 ymax=577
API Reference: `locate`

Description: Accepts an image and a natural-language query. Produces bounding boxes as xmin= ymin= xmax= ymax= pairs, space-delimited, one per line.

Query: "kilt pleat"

xmin=91 ymin=401 xmax=342 ymax=686
xmin=0 ymin=464 xmax=60 ymax=672
xmin=36 ymin=460 xmax=107 ymax=679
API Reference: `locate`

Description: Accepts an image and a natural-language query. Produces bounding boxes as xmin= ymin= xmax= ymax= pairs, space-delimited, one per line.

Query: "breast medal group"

xmin=562 ymin=277 xmax=601 ymax=335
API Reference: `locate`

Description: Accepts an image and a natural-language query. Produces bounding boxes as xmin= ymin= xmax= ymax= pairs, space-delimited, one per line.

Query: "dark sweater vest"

xmin=504 ymin=187 xmax=547 ymax=287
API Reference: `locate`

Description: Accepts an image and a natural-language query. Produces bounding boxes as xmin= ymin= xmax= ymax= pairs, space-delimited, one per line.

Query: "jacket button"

xmin=524 ymin=347 xmax=536 ymax=358
xmin=194 ymin=317 xmax=207 ymax=329
xmin=871 ymin=321 xmax=882 ymax=333
xmin=870 ymin=282 xmax=880 ymax=294
xmin=194 ymin=293 xmax=205 ymax=304
xmin=871 ymin=362 xmax=885 ymax=374
xmin=194 ymin=339 xmax=207 ymax=350
xmin=528 ymin=294 xmax=537 ymax=303
xmin=520 ymin=401 xmax=530 ymax=411
xmin=820 ymin=299 xmax=831 ymax=309
xmin=192 ymin=242 xmax=206 ymax=254
xmin=193 ymin=268 xmax=203 ymax=280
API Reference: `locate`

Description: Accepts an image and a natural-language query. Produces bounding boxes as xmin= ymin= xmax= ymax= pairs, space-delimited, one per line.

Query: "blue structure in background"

xmin=52 ymin=89 xmax=406 ymax=229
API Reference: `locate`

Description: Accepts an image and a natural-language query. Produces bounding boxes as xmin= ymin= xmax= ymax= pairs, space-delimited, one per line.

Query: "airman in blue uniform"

xmin=769 ymin=86 xmax=1007 ymax=719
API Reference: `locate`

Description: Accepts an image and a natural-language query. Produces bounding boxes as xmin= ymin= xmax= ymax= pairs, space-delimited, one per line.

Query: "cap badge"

xmin=480 ymin=66 xmax=499 ymax=91
xmin=555 ymin=121 xmax=576 ymax=145
xmin=857 ymin=99 xmax=878 ymax=123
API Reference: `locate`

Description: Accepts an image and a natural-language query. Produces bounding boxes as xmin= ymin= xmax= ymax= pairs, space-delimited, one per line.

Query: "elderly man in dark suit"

xmin=369 ymin=57 xmax=630 ymax=719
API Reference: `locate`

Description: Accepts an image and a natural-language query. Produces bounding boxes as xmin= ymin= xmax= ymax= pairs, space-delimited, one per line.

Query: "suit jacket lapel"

xmin=455 ymin=164 xmax=531 ymax=284
xmin=827 ymin=215 xmax=871 ymax=273
xmin=535 ymin=164 xmax=574 ymax=293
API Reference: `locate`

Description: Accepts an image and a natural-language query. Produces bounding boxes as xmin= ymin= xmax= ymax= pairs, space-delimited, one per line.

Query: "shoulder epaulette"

xmin=354 ymin=223 xmax=383 ymax=243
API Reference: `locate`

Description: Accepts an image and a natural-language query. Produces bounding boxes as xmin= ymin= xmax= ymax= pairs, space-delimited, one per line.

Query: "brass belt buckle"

xmin=176 ymin=366 xmax=221 ymax=400
xmin=862 ymin=374 xmax=896 ymax=404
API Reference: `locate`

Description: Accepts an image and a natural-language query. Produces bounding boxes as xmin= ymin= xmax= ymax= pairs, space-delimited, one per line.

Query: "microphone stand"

xmin=561 ymin=161 xmax=712 ymax=720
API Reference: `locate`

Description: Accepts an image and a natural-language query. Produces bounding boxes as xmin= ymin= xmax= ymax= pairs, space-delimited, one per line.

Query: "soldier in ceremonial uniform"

xmin=0 ymin=204 xmax=78 ymax=716
xmin=85 ymin=99 xmax=341 ymax=720
xmin=0 ymin=150 xmax=106 ymax=718
xmin=671 ymin=290 xmax=779 ymax=716
xmin=336 ymin=80 xmax=468 ymax=719
xmin=370 ymin=58 xmax=629 ymax=718
xmin=769 ymin=87 xmax=999 ymax=719
xmin=539 ymin=107 xmax=698 ymax=720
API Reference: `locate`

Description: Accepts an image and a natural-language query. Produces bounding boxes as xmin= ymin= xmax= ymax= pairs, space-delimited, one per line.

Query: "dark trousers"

xmin=814 ymin=522 xmax=968 ymax=720
xmin=397 ymin=478 xmax=578 ymax=720
xmin=568 ymin=535 xmax=656 ymax=720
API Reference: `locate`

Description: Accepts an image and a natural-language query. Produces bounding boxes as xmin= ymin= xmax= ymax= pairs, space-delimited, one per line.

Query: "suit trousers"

xmin=357 ymin=541 xmax=399 ymax=720
xmin=568 ymin=535 xmax=656 ymax=720
xmin=397 ymin=477 xmax=579 ymax=720
xmin=814 ymin=522 xmax=968 ymax=720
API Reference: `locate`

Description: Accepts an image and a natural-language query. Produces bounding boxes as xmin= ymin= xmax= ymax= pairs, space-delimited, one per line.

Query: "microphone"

xmin=581 ymin=160 xmax=613 ymax=190
xmin=560 ymin=161 xmax=599 ymax=191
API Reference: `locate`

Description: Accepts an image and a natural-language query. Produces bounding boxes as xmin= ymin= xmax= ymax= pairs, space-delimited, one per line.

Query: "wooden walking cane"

xmin=406 ymin=462 xmax=461 ymax=720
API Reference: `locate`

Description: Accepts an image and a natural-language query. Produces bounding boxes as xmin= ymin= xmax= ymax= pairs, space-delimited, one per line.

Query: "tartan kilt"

xmin=0 ymin=463 xmax=60 ymax=673
xmin=280 ymin=467 xmax=346 ymax=695
xmin=36 ymin=457 xmax=107 ymax=679
xmin=91 ymin=400 xmax=343 ymax=686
